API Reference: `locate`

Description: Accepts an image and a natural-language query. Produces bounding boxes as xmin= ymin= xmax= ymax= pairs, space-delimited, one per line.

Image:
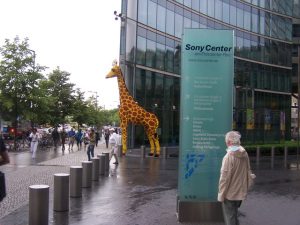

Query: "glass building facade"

xmin=119 ymin=0 xmax=299 ymax=147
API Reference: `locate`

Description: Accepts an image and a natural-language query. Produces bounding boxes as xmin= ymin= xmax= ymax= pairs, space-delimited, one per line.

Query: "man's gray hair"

xmin=225 ymin=131 xmax=241 ymax=145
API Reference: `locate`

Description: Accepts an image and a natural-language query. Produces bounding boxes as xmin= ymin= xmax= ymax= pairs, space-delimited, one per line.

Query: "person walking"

xmin=75 ymin=129 xmax=83 ymax=150
xmin=68 ymin=128 xmax=76 ymax=151
xmin=0 ymin=133 xmax=10 ymax=202
xmin=29 ymin=128 xmax=40 ymax=159
xmin=60 ymin=128 xmax=67 ymax=152
xmin=0 ymin=134 xmax=9 ymax=166
xmin=87 ymin=129 xmax=96 ymax=161
xmin=51 ymin=127 xmax=60 ymax=149
xmin=109 ymin=128 xmax=120 ymax=164
xmin=95 ymin=130 xmax=100 ymax=147
xmin=218 ymin=131 xmax=255 ymax=225
xmin=104 ymin=129 xmax=110 ymax=148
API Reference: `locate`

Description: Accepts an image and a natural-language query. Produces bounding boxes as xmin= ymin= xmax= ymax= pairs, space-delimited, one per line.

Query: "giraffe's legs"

xmin=120 ymin=121 xmax=128 ymax=155
xmin=147 ymin=132 xmax=155 ymax=155
xmin=154 ymin=133 xmax=160 ymax=156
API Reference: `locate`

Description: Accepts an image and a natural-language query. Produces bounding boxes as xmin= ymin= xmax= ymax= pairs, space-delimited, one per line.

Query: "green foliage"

xmin=0 ymin=36 xmax=120 ymax=129
xmin=0 ymin=36 xmax=45 ymax=122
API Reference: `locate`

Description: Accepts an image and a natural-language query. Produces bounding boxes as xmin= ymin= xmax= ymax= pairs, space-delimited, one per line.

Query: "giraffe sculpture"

xmin=105 ymin=62 xmax=161 ymax=157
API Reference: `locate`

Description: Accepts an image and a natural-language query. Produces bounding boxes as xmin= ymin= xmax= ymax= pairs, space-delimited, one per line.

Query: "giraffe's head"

xmin=106 ymin=60 xmax=122 ymax=79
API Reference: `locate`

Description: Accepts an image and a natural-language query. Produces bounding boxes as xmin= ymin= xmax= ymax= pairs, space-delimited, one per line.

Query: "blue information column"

xmin=177 ymin=29 xmax=234 ymax=222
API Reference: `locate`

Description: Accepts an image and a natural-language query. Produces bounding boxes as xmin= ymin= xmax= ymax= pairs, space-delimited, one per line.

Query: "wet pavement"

xmin=1 ymin=143 xmax=300 ymax=225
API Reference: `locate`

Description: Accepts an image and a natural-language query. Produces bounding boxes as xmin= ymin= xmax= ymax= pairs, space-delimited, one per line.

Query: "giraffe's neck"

xmin=117 ymin=72 xmax=133 ymax=103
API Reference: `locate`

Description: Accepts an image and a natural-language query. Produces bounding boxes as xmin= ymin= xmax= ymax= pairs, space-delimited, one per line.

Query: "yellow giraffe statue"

xmin=105 ymin=62 xmax=161 ymax=157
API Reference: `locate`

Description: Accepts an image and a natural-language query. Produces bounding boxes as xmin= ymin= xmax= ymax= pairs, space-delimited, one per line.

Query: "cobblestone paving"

xmin=0 ymin=144 xmax=108 ymax=219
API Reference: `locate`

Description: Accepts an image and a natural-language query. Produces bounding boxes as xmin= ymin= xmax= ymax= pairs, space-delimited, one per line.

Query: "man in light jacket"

xmin=218 ymin=131 xmax=255 ymax=225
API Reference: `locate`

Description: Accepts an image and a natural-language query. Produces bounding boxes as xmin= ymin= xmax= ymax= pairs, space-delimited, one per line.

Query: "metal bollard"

xmin=162 ymin=147 xmax=168 ymax=159
xmin=92 ymin=157 xmax=100 ymax=181
xmin=98 ymin=154 xmax=105 ymax=176
xmin=141 ymin=145 xmax=145 ymax=158
xmin=70 ymin=166 xmax=82 ymax=198
xmin=103 ymin=152 xmax=110 ymax=172
xmin=284 ymin=146 xmax=288 ymax=168
xmin=256 ymin=146 xmax=260 ymax=167
xmin=82 ymin=161 xmax=92 ymax=188
xmin=53 ymin=173 xmax=69 ymax=212
xmin=118 ymin=145 xmax=122 ymax=157
xmin=271 ymin=146 xmax=275 ymax=168
xmin=29 ymin=184 xmax=49 ymax=225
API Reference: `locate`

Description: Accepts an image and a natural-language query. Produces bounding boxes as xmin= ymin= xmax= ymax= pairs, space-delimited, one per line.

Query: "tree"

xmin=0 ymin=36 xmax=45 ymax=131
xmin=43 ymin=67 xmax=75 ymax=126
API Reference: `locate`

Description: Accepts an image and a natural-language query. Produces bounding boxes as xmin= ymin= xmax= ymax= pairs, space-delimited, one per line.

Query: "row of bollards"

xmin=255 ymin=146 xmax=290 ymax=168
xmin=28 ymin=153 xmax=110 ymax=225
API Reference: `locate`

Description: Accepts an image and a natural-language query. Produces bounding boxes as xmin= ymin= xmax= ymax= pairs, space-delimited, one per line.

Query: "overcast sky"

xmin=0 ymin=0 xmax=121 ymax=109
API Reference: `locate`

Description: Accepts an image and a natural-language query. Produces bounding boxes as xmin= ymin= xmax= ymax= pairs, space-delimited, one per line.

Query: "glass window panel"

xmin=138 ymin=0 xmax=147 ymax=24
xmin=200 ymin=0 xmax=207 ymax=14
xmin=251 ymin=8 xmax=258 ymax=33
xmin=215 ymin=0 xmax=222 ymax=20
xmin=146 ymin=39 xmax=156 ymax=67
xmin=243 ymin=4 xmax=251 ymax=31
xmin=222 ymin=0 xmax=230 ymax=23
xmin=184 ymin=17 xmax=191 ymax=28
xmin=158 ymin=0 xmax=166 ymax=7
xmin=230 ymin=0 xmax=237 ymax=26
xmin=157 ymin=5 xmax=166 ymax=32
xmin=135 ymin=68 xmax=145 ymax=104
xmin=148 ymin=1 xmax=157 ymax=28
xmin=192 ymin=13 xmax=200 ymax=28
xmin=153 ymin=74 xmax=164 ymax=108
xmin=166 ymin=9 xmax=175 ymax=36
xmin=166 ymin=37 xmax=175 ymax=48
xmin=156 ymin=43 xmax=165 ymax=70
xmin=137 ymin=26 xmax=147 ymax=38
xmin=175 ymin=14 xmax=183 ymax=38
xmin=126 ymin=20 xmax=136 ymax=63
xmin=207 ymin=0 xmax=215 ymax=17
xmin=175 ymin=5 xmax=183 ymax=15
xmin=192 ymin=0 xmax=200 ymax=11
xmin=184 ymin=9 xmax=192 ymax=19
xmin=145 ymin=70 xmax=153 ymax=108
xmin=127 ymin=0 xmax=137 ymax=20
xmin=165 ymin=46 xmax=174 ymax=72
xmin=174 ymin=42 xmax=181 ymax=74
xmin=147 ymin=30 xmax=156 ymax=42
xmin=265 ymin=12 xmax=271 ymax=36
xmin=157 ymin=34 xmax=165 ymax=45
xmin=184 ymin=0 xmax=191 ymax=7
xmin=236 ymin=2 xmax=243 ymax=28
xmin=200 ymin=16 xmax=208 ymax=28
xmin=136 ymin=36 xmax=146 ymax=65
xmin=259 ymin=10 xmax=265 ymax=35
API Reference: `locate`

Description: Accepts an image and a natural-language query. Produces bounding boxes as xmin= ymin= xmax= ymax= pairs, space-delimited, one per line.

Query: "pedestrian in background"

xmin=104 ymin=129 xmax=110 ymax=148
xmin=75 ymin=129 xmax=83 ymax=150
xmin=0 ymin=133 xmax=9 ymax=165
xmin=51 ymin=127 xmax=60 ymax=149
xmin=95 ymin=130 xmax=100 ymax=147
xmin=87 ymin=129 xmax=96 ymax=161
xmin=109 ymin=128 xmax=120 ymax=164
xmin=60 ymin=128 xmax=67 ymax=152
xmin=0 ymin=132 xmax=9 ymax=202
xmin=68 ymin=128 xmax=76 ymax=151
xmin=218 ymin=131 xmax=255 ymax=225
xmin=29 ymin=128 xmax=40 ymax=159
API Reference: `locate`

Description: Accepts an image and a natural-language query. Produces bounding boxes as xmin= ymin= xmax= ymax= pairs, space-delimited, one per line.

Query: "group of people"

xmin=25 ymin=127 xmax=102 ymax=161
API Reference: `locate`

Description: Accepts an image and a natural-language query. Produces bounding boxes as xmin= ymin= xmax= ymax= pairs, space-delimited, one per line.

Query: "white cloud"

xmin=0 ymin=0 xmax=121 ymax=109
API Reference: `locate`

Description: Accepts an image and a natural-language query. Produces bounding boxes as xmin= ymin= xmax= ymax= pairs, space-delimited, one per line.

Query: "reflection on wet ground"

xmin=1 ymin=145 xmax=300 ymax=224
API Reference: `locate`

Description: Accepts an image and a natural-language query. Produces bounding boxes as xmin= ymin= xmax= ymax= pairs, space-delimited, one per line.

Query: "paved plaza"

xmin=0 ymin=143 xmax=300 ymax=225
